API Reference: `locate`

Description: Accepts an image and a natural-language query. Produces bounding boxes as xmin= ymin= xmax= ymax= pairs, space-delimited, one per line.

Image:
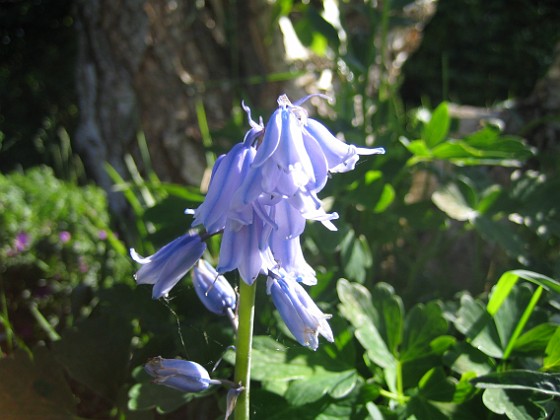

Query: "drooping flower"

xmin=131 ymin=232 xmax=207 ymax=299
xmin=145 ymin=357 xmax=218 ymax=393
xmin=267 ymin=274 xmax=333 ymax=350
xmin=217 ymin=215 xmax=276 ymax=285
xmin=304 ymin=117 xmax=385 ymax=173
xmin=191 ymin=143 xmax=257 ymax=234
xmin=192 ymin=259 xmax=237 ymax=316
xmin=269 ymin=231 xmax=316 ymax=286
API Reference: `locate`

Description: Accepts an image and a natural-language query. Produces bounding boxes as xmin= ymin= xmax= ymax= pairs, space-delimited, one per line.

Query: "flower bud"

xmin=144 ymin=357 xmax=213 ymax=393
xmin=192 ymin=259 xmax=237 ymax=315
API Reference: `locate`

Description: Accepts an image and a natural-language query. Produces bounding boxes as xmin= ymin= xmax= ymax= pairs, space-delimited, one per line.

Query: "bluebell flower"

xmin=267 ymin=274 xmax=333 ymax=350
xmin=304 ymin=117 xmax=385 ymax=173
xmin=131 ymin=232 xmax=206 ymax=299
xmin=145 ymin=357 xmax=218 ymax=393
xmin=192 ymin=259 xmax=237 ymax=315
xmin=192 ymin=142 xmax=256 ymax=234
xmin=269 ymin=231 xmax=316 ymax=286
xmin=217 ymin=216 xmax=275 ymax=285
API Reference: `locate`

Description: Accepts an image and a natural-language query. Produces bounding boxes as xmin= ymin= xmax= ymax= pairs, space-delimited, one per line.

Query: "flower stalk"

xmin=234 ymin=279 xmax=257 ymax=420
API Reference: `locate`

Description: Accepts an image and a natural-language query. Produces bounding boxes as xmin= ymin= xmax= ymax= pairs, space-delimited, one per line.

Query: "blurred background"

xmin=1 ymin=0 xmax=559 ymax=418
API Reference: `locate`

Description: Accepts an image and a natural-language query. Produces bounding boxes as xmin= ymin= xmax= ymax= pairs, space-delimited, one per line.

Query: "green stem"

xmin=234 ymin=280 xmax=257 ymax=420
xmin=502 ymin=285 xmax=543 ymax=360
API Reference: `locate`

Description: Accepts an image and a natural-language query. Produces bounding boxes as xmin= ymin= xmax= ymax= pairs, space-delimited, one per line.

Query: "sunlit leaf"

xmin=337 ymin=279 xmax=396 ymax=371
xmin=487 ymin=270 xmax=560 ymax=315
xmin=514 ymin=323 xmax=557 ymax=353
xmin=422 ymin=102 xmax=450 ymax=148
xmin=482 ymin=388 xmax=545 ymax=420
xmin=544 ymin=327 xmax=560 ymax=371
xmin=432 ymin=183 xmax=477 ymax=221
xmin=454 ymin=294 xmax=503 ymax=358
xmin=284 ymin=370 xmax=358 ymax=406
xmin=443 ymin=341 xmax=493 ymax=376
xmin=474 ymin=370 xmax=560 ymax=397
xmin=401 ymin=302 xmax=448 ymax=361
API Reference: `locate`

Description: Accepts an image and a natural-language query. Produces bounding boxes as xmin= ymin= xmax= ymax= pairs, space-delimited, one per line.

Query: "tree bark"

xmin=73 ymin=0 xmax=289 ymax=214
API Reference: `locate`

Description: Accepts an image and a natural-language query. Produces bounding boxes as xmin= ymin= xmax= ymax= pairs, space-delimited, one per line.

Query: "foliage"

xmin=0 ymin=166 xmax=129 ymax=352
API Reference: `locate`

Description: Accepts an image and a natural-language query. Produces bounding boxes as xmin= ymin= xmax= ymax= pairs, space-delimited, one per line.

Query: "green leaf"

xmin=487 ymin=270 xmax=560 ymax=315
xmin=514 ymin=323 xmax=558 ymax=353
xmin=473 ymin=370 xmax=560 ymax=397
xmin=443 ymin=341 xmax=493 ymax=376
xmin=370 ymin=283 xmax=404 ymax=355
xmin=52 ymin=313 xmax=133 ymax=401
xmin=401 ymin=138 xmax=431 ymax=157
xmin=373 ymin=184 xmax=395 ymax=213
xmin=336 ymin=280 xmax=396 ymax=370
xmin=422 ymin=102 xmax=450 ymax=147
xmin=454 ymin=294 xmax=503 ymax=358
xmin=432 ymin=183 xmax=477 ymax=221
xmin=482 ymin=388 xmax=545 ymax=420
xmin=544 ymin=327 xmax=560 ymax=371
xmin=472 ymin=216 xmax=526 ymax=260
xmin=491 ymin=284 xmax=533 ymax=351
xmin=284 ymin=370 xmax=358 ymax=406
xmin=418 ymin=367 xmax=455 ymax=402
xmin=0 ymin=347 xmax=76 ymax=418
xmin=453 ymin=372 xmax=478 ymax=404
xmin=401 ymin=301 xmax=448 ymax=361
xmin=243 ymin=337 xmax=316 ymax=382
xmin=340 ymin=231 xmax=372 ymax=283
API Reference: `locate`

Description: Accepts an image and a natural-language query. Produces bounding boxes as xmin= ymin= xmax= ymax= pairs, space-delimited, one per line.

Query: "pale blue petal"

xmin=252 ymin=109 xmax=281 ymax=168
xmin=192 ymin=260 xmax=236 ymax=315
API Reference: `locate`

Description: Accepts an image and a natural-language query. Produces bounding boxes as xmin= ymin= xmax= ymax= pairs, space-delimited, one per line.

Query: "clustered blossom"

xmin=132 ymin=95 xmax=384 ymax=355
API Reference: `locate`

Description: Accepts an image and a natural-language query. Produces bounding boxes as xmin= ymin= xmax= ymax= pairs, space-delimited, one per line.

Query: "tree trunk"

xmin=73 ymin=0 xmax=289 ymax=215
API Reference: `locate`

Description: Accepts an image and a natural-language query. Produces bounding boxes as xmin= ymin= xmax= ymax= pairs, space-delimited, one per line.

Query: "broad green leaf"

xmin=473 ymin=370 xmax=560 ymax=397
xmin=0 ymin=347 xmax=76 ymax=418
xmin=401 ymin=301 xmax=448 ymax=361
xmin=491 ymin=284 xmax=533 ymax=351
xmin=337 ymin=280 xmax=395 ymax=369
xmin=472 ymin=215 xmax=526 ymax=260
xmin=544 ymin=327 xmax=560 ymax=371
xmin=418 ymin=367 xmax=455 ymax=402
xmin=430 ymin=335 xmax=456 ymax=355
xmin=340 ymin=231 xmax=371 ymax=283
xmin=370 ymin=282 xmax=404 ymax=355
xmin=443 ymin=341 xmax=493 ymax=376
xmin=453 ymin=372 xmax=477 ymax=404
xmin=52 ymin=313 xmax=133 ymax=401
xmin=514 ymin=323 xmax=558 ymax=353
xmin=284 ymin=370 xmax=358 ymax=406
xmin=224 ymin=336 xmax=316 ymax=382
xmin=373 ymin=183 xmax=395 ymax=213
xmin=400 ymin=138 xmax=431 ymax=157
xmin=422 ymin=102 xmax=449 ymax=147
xmin=432 ymin=183 xmax=477 ymax=221
xmin=482 ymin=388 xmax=545 ymax=420
xmin=454 ymin=294 xmax=503 ymax=358
xmin=487 ymin=270 xmax=560 ymax=315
